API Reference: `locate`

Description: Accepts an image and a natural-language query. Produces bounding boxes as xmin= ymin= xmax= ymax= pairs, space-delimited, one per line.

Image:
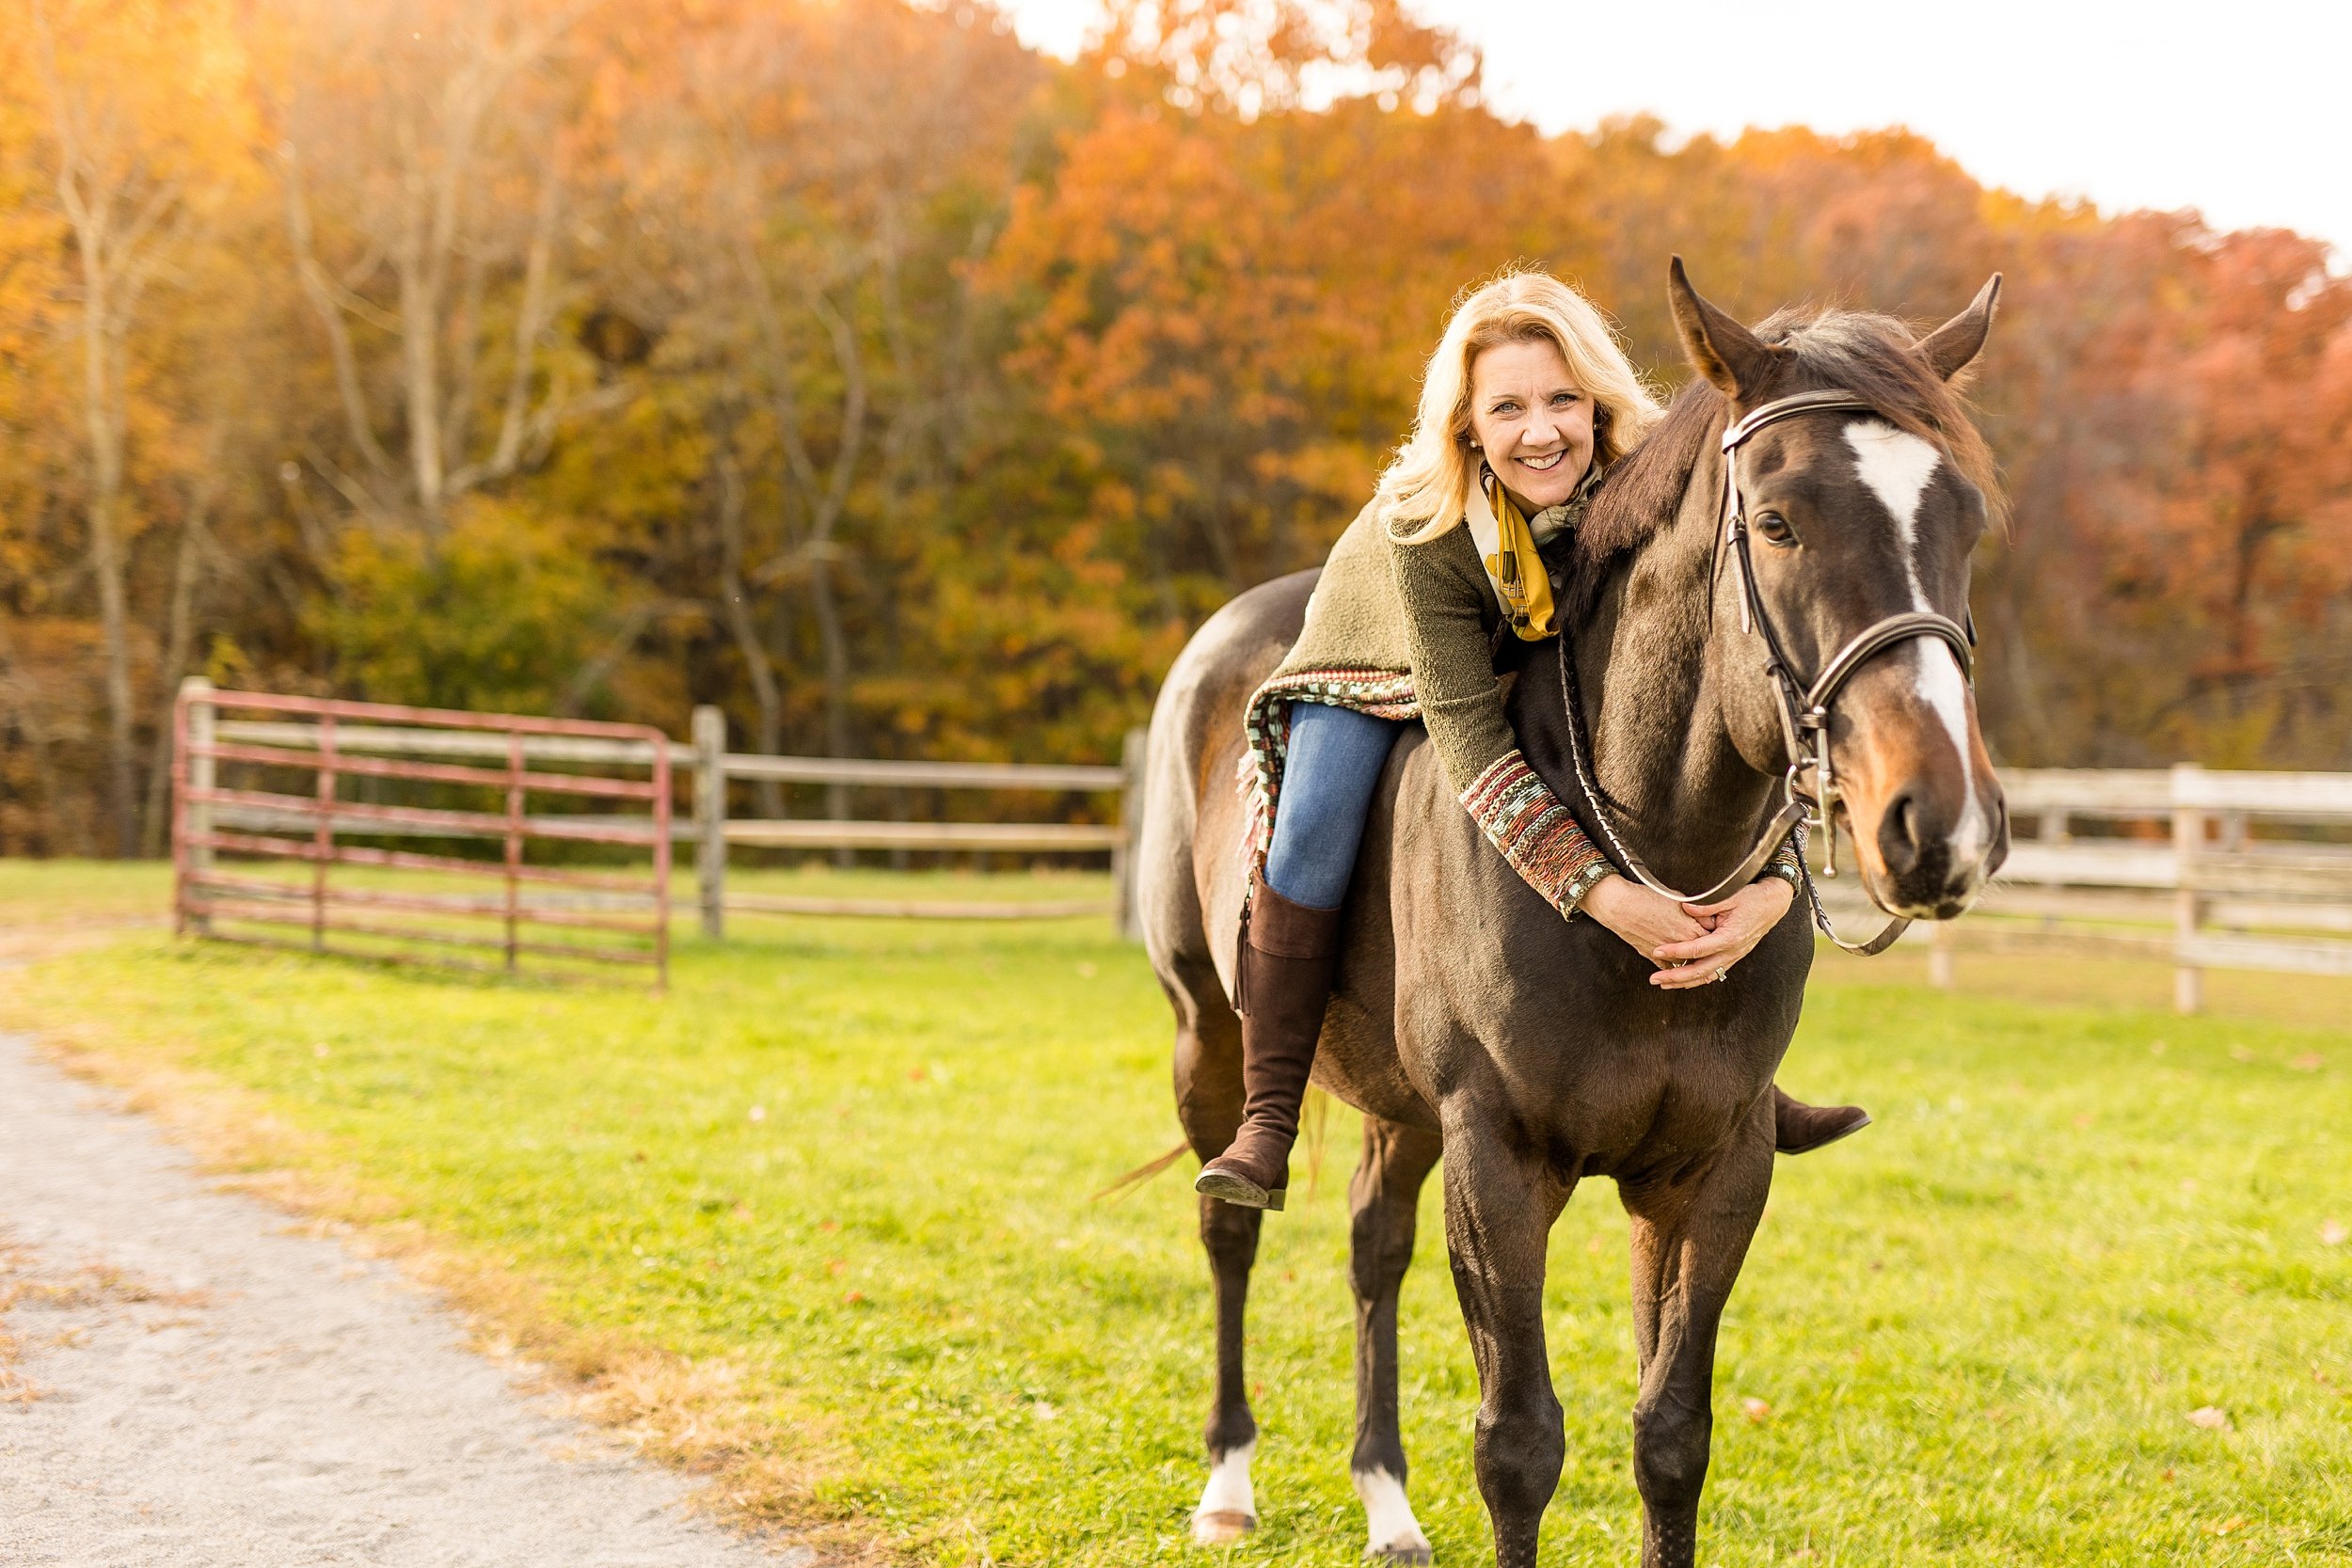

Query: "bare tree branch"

xmin=282 ymin=141 xmax=395 ymax=483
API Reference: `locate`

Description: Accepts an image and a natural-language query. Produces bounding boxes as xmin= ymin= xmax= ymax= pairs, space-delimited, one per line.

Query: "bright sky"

xmin=1001 ymin=0 xmax=2352 ymax=259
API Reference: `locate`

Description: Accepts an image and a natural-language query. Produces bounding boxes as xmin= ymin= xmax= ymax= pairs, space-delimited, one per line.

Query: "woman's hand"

xmin=1581 ymin=876 xmax=1709 ymax=968
xmin=1647 ymin=878 xmax=1795 ymax=990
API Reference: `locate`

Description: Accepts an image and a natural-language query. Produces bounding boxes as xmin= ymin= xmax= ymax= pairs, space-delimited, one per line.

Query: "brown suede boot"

xmin=1772 ymin=1085 xmax=1870 ymax=1154
xmin=1195 ymin=874 xmax=1344 ymax=1212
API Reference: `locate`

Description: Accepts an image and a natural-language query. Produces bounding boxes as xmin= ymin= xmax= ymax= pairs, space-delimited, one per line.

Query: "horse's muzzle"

xmin=1869 ymin=779 xmax=2008 ymax=919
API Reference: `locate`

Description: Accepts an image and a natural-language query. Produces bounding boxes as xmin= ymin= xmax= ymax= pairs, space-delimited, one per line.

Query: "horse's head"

xmin=1668 ymin=260 xmax=2009 ymax=919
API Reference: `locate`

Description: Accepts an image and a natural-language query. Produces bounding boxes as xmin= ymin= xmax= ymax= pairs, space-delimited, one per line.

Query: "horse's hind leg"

xmin=1193 ymin=1188 xmax=1263 ymax=1544
xmin=1168 ymin=978 xmax=1263 ymax=1545
xmin=1618 ymin=1097 xmax=1775 ymax=1568
xmin=1349 ymin=1116 xmax=1442 ymax=1563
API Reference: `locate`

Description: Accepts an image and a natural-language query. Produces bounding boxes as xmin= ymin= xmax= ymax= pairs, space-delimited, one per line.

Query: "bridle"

xmin=1552 ymin=388 xmax=1979 ymax=958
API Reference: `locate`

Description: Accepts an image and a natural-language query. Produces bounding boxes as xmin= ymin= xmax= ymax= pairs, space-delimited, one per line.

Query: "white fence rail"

xmin=1820 ymin=763 xmax=2352 ymax=1012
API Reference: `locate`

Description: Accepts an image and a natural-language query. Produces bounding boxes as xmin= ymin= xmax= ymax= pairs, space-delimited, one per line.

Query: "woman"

xmin=1197 ymin=271 xmax=1867 ymax=1212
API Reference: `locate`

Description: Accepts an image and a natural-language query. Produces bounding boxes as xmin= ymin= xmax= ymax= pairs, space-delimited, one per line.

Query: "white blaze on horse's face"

xmin=1845 ymin=421 xmax=1994 ymax=870
xmin=1843 ymin=422 xmax=1941 ymax=610
xmin=1821 ymin=418 xmax=2003 ymax=916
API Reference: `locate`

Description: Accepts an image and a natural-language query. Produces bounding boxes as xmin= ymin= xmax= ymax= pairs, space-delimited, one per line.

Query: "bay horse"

xmin=1136 ymin=261 xmax=2010 ymax=1567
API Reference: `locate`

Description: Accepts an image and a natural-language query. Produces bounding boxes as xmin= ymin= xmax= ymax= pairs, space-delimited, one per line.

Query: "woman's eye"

xmin=1756 ymin=512 xmax=1796 ymax=545
xmin=1551 ymin=392 xmax=1579 ymax=406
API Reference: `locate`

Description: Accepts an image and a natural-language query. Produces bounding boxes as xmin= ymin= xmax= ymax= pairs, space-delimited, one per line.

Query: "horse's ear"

xmin=1668 ymin=256 xmax=1780 ymax=399
xmin=1916 ymin=273 xmax=2003 ymax=381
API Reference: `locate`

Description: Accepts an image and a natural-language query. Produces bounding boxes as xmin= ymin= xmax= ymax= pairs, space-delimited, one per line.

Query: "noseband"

xmin=1554 ymin=388 xmax=1979 ymax=958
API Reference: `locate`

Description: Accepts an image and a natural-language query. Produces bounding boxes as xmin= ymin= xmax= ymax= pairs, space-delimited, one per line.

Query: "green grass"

xmin=5 ymin=860 xmax=2352 ymax=1564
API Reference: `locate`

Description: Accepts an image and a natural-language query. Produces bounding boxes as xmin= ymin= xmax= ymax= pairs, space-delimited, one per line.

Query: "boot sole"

xmin=1777 ymin=1112 xmax=1871 ymax=1156
xmin=1194 ymin=1169 xmax=1287 ymax=1212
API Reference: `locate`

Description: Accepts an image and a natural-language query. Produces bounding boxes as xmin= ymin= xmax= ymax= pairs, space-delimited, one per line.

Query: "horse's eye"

xmin=1755 ymin=512 xmax=1796 ymax=546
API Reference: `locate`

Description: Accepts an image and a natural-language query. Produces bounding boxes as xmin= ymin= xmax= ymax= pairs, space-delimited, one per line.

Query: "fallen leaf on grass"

xmin=2186 ymin=1406 xmax=2231 ymax=1430
xmin=1740 ymin=1398 xmax=1771 ymax=1423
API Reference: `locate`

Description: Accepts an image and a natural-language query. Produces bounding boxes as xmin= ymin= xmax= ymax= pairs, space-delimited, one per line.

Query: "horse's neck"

xmin=1572 ymin=447 xmax=1778 ymax=891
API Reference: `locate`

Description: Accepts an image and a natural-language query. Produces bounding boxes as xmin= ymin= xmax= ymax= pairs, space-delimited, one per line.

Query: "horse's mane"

xmin=1569 ymin=305 xmax=2002 ymax=610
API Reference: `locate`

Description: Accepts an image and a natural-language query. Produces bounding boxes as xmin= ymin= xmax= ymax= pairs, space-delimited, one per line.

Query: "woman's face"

xmin=1466 ymin=337 xmax=1595 ymax=510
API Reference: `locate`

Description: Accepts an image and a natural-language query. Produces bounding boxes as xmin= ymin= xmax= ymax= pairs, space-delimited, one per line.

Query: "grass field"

xmin=6 ymin=861 xmax=2352 ymax=1565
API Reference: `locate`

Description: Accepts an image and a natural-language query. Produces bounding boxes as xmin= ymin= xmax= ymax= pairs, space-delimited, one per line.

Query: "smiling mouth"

xmin=1518 ymin=450 xmax=1566 ymax=471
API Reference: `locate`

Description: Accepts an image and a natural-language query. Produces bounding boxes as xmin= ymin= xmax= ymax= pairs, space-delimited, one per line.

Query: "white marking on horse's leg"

xmin=1191 ymin=1440 xmax=1256 ymax=1545
xmin=1910 ymin=640 xmax=1990 ymax=884
xmin=1354 ymin=1466 xmax=1433 ymax=1562
xmin=1843 ymin=421 xmax=1943 ymax=609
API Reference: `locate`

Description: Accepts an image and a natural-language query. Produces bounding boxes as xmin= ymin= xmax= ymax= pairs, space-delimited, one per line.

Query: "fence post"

xmin=692 ymin=705 xmax=727 ymax=941
xmin=1114 ymin=725 xmax=1149 ymax=941
xmin=1928 ymin=919 xmax=1957 ymax=990
xmin=181 ymin=676 xmax=215 ymax=933
xmin=2171 ymin=762 xmax=2204 ymax=1015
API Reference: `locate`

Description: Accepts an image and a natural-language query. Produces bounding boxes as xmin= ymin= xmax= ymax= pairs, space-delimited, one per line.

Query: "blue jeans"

xmin=1263 ymin=702 xmax=1405 ymax=910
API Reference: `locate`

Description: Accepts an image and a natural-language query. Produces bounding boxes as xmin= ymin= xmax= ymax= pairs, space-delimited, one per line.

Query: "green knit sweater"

xmin=1242 ymin=495 xmax=1803 ymax=916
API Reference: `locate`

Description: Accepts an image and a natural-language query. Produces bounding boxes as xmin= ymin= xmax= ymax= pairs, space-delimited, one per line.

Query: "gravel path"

xmin=0 ymin=1031 xmax=802 ymax=1568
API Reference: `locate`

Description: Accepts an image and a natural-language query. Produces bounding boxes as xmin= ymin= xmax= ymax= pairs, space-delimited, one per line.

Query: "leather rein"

xmin=1550 ymin=388 xmax=1977 ymax=958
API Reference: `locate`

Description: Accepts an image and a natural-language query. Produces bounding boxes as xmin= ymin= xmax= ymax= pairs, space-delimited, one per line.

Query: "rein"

xmin=1552 ymin=388 xmax=1978 ymax=958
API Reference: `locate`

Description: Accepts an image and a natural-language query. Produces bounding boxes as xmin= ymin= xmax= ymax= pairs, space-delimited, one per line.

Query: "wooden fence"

xmin=181 ymin=682 xmax=1147 ymax=942
xmin=181 ymin=681 xmax=2347 ymax=1009
xmin=176 ymin=681 xmax=674 ymax=986
xmin=685 ymin=705 xmax=1148 ymax=935
xmin=1815 ymin=763 xmax=2352 ymax=1012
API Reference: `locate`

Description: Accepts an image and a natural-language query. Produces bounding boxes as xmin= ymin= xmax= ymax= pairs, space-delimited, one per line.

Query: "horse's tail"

xmin=1093 ymin=1140 xmax=1191 ymax=1203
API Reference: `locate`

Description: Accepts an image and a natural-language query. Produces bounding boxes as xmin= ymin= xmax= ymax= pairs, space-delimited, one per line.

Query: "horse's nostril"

xmin=1878 ymin=792 xmax=1923 ymax=877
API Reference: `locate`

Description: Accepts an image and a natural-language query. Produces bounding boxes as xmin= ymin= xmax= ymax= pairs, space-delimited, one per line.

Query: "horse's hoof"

xmin=1194 ymin=1169 xmax=1285 ymax=1211
xmin=1191 ymin=1508 xmax=1256 ymax=1545
xmin=1367 ymin=1542 xmax=1433 ymax=1564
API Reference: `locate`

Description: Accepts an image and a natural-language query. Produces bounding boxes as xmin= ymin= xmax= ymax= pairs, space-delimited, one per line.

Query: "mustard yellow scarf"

xmin=1464 ymin=465 xmax=1597 ymax=641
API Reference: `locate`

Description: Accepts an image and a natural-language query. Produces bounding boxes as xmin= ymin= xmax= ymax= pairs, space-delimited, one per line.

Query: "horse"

xmin=1136 ymin=260 xmax=2010 ymax=1568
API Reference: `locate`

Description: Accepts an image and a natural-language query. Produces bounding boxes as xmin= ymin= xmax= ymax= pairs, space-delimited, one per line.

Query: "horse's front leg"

xmin=1618 ymin=1094 xmax=1775 ymax=1568
xmin=1350 ymin=1115 xmax=1443 ymax=1563
xmin=1441 ymin=1110 xmax=1572 ymax=1568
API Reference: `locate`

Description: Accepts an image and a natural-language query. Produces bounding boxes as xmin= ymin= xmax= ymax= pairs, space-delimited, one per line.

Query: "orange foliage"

xmin=3 ymin=0 xmax=2350 ymax=851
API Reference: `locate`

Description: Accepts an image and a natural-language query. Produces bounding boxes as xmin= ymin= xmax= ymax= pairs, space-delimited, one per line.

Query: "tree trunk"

xmin=73 ymin=214 xmax=138 ymax=857
xmin=714 ymin=453 xmax=786 ymax=819
xmin=140 ymin=469 xmax=217 ymax=855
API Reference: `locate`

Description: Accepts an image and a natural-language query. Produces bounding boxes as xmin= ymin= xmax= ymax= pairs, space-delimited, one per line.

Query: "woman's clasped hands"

xmin=1582 ymin=874 xmax=1796 ymax=990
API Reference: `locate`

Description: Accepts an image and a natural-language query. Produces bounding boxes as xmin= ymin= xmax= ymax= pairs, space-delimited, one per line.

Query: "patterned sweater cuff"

xmin=1759 ymin=822 xmax=1807 ymax=891
xmin=1460 ymin=751 xmax=1616 ymax=918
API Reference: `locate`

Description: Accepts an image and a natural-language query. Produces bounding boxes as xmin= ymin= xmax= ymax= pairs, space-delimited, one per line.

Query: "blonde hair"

xmin=1380 ymin=270 xmax=1663 ymax=542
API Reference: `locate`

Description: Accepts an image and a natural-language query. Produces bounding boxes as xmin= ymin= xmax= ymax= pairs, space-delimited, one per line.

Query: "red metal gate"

xmin=171 ymin=686 xmax=673 ymax=987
